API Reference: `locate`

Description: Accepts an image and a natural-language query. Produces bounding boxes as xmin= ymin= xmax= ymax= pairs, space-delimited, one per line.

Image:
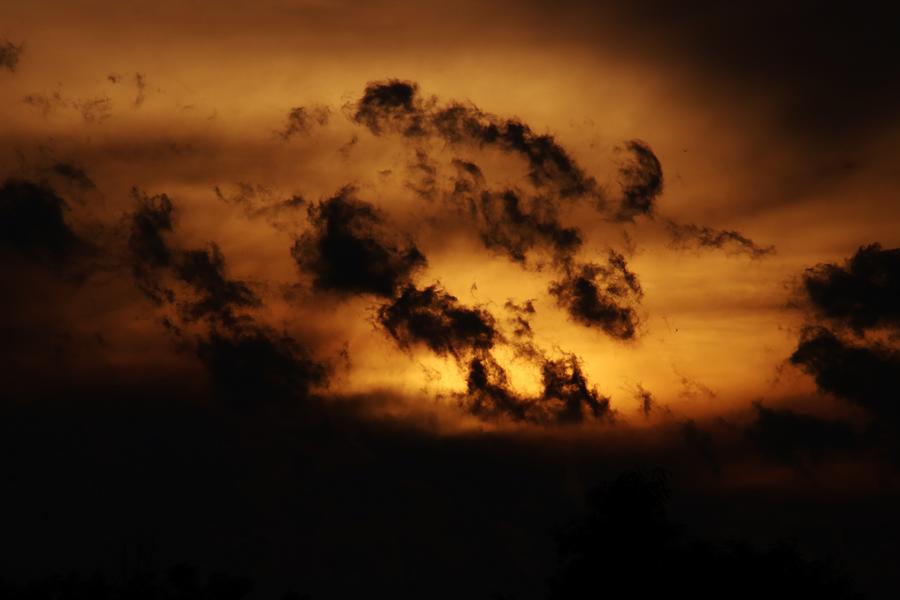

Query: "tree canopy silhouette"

xmin=549 ymin=469 xmax=862 ymax=600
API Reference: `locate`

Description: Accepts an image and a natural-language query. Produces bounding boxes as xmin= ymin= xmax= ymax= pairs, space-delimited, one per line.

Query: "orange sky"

xmin=2 ymin=0 xmax=899 ymax=428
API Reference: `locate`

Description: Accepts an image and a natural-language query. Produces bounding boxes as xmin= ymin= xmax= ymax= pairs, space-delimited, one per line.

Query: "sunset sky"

xmin=1 ymin=1 xmax=899 ymax=598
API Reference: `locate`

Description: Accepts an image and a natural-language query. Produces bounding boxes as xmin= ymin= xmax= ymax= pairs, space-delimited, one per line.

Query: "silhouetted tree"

xmin=549 ymin=469 xmax=862 ymax=600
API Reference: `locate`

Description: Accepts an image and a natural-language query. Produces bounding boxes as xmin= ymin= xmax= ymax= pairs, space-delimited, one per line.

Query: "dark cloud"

xmin=175 ymin=244 xmax=260 ymax=324
xmin=636 ymin=384 xmax=655 ymax=417
xmin=463 ymin=350 xmax=611 ymax=425
xmin=666 ymin=220 xmax=775 ymax=259
xmin=801 ymin=244 xmax=900 ymax=334
xmin=510 ymin=314 xmax=533 ymax=338
xmin=350 ymin=77 xmax=825 ymax=299
xmin=127 ymin=188 xmax=176 ymax=303
xmin=505 ymin=299 xmax=536 ymax=338
xmin=369 ymin=273 xmax=613 ymax=425
xmin=449 ymin=158 xmax=484 ymax=198
xmin=616 ymin=139 xmax=663 ymax=221
xmin=0 ymin=39 xmax=23 ymax=72
xmin=377 ymin=284 xmax=499 ymax=359
xmin=538 ymin=353 xmax=611 ymax=424
xmin=51 ymin=163 xmax=96 ymax=190
xmin=406 ymin=148 xmax=438 ymax=200
xmin=353 ymin=80 xmax=598 ymax=198
xmin=474 ymin=189 xmax=582 ymax=264
xmin=790 ymin=326 xmax=900 ymax=424
xmin=279 ymin=105 xmax=330 ymax=140
xmin=549 ymin=252 xmax=642 ymax=339
xmin=504 ymin=299 xmax=535 ymax=315
xmin=446 ymin=161 xmax=583 ymax=265
xmin=790 ymin=244 xmax=900 ymax=429
xmin=352 ymin=79 xmax=425 ymax=136
xmin=0 ymin=178 xmax=87 ymax=269
xmin=292 ymin=187 xmax=426 ymax=298
xmin=196 ymin=322 xmax=328 ymax=410
xmin=124 ymin=190 xmax=329 ymax=410
xmin=464 ymin=353 xmax=532 ymax=421
xmin=746 ymin=402 xmax=860 ymax=466
xmin=433 ymin=103 xmax=598 ymax=198
xmin=127 ymin=193 xmax=259 ymax=323
xmin=129 ymin=190 xmax=262 ymax=323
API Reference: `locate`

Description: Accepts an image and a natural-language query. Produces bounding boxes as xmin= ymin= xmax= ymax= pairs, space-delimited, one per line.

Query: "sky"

xmin=1 ymin=1 xmax=899 ymax=598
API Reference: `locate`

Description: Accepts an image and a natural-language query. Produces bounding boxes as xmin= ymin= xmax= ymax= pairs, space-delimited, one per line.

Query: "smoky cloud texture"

xmin=125 ymin=189 xmax=329 ymax=409
xmin=292 ymin=187 xmax=426 ymax=298
xmin=666 ymin=220 xmax=775 ymax=259
xmin=790 ymin=327 xmax=900 ymax=424
xmin=617 ymin=140 xmax=663 ymax=221
xmin=377 ymin=284 xmax=499 ymax=359
xmin=353 ymin=80 xmax=600 ymax=200
xmin=175 ymin=245 xmax=261 ymax=324
xmin=791 ymin=244 xmax=900 ymax=421
xmin=128 ymin=189 xmax=176 ymax=303
xmin=464 ymin=351 xmax=611 ymax=425
xmin=549 ymin=252 xmax=642 ymax=340
xmin=196 ymin=322 xmax=328 ymax=409
xmin=785 ymin=244 xmax=900 ymax=459
xmin=280 ymin=105 xmax=330 ymax=140
xmin=474 ymin=189 xmax=582 ymax=264
xmin=801 ymin=244 xmax=900 ymax=334
xmin=0 ymin=178 xmax=88 ymax=270
xmin=52 ymin=163 xmax=96 ymax=190
xmin=0 ymin=39 xmax=23 ymax=72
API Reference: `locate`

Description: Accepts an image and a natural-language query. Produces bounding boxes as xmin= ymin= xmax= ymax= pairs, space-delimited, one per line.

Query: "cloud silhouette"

xmin=0 ymin=39 xmax=23 ymax=72
xmin=666 ymin=220 xmax=775 ymax=259
xmin=292 ymin=187 xmax=426 ymax=298
xmin=801 ymin=243 xmax=900 ymax=334
xmin=616 ymin=139 xmax=663 ymax=221
xmin=0 ymin=179 xmax=88 ymax=269
xmin=549 ymin=252 xmax=642 ymax=339
xmin=378 ymin=284 xmax=499 ymax=359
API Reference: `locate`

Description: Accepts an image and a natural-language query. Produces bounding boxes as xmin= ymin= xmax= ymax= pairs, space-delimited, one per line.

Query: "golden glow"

xmin=3 ymin=0 xmax=899 ymax=429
